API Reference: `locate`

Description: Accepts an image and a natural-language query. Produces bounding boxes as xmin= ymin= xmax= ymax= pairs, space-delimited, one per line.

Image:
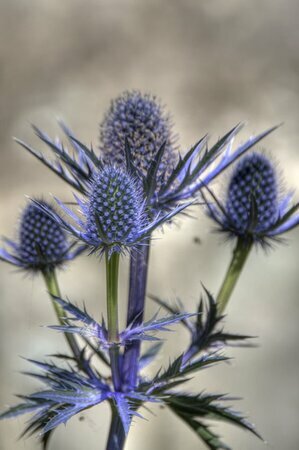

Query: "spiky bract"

xmin=0 ymin=290 xmax=259 ymax=449
xmin=16 ymin=108 xmax=278 ymax=216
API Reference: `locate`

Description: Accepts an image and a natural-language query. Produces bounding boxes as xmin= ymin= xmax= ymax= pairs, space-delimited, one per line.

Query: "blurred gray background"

xmin=0 ymin=0 xmax=299 ymax=449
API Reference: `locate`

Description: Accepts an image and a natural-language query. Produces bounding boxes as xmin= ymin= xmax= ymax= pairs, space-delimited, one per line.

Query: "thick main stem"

xmin=216 ymin=237 xmax=253 ymax=314
xmin=105 ymin=251 xmax=122 ymax=392
xmin=105 ymin=251 xmax=125 ymax=450
xmin=106 ymin=405 xmax=126 ymax=450
xmin=42 ymin=267 xmax=81 ymax=360
xmin=122 ymin=241 xmax=150 ymax=390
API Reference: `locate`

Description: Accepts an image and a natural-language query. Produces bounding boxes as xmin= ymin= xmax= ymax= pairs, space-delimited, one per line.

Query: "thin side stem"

xmin=122 ymin=241 xmax=150 ymax=390
xmin=42 ymin=267 xmax=82 ymax=360
xmin=217 ymin=237 xmax=253 ymax=314
xmin=105 ymin=251 xmax=122 ymax=392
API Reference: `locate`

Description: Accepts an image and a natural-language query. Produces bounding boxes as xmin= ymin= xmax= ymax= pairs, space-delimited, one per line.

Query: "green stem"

xmin=105 ymin=251 xmax=121 ymax=391
xmin=42 ymin=267 xmax=81 ymax=361
xmin=216 ymin=238 xmax=253 ymax=314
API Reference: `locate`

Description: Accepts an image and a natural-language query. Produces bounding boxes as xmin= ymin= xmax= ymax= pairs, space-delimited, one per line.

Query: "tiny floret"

xmin=99 ymin=90 xmax=177 ymax=179
xmin=0 ymin=201 xmax=80 ymax=271
xmin=204 ymin=152 xmax=299 ymax=245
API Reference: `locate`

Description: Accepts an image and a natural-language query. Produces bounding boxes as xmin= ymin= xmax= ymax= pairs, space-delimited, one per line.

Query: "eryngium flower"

xmin=36 ymin=165 xmax=189 ymax=255
xmin=99 ymin=90 xmax=177 ymax=180
xmin=85 ymin=165 xmax=147 ymax=252
xmin=0 ymin=201 xmax=80 ymax=271
xmin=204 ymin=152 xmax=299 ymax=245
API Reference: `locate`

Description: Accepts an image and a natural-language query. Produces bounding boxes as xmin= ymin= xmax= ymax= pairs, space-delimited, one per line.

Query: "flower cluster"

xmin=1 ymin=90 xmax=298 ymax=450
xmin=16 ymin=92 xmax=277 ymax=215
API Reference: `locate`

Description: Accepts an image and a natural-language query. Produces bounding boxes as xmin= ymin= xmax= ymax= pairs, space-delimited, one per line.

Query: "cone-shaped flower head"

xmin=99 ymin=90 xmax=177 ymax=180
xmin=0 ymin=201 xmax=80 ymax=272
xmin=205 ymin=152 xmax=299 ymax=245
xmin=85 ymin=165 xmax=146 ymax=253
xmin=19 ymin=202 xmax=69 ymax=268
xmin=226 ymin=153 xmax=278 ymax=234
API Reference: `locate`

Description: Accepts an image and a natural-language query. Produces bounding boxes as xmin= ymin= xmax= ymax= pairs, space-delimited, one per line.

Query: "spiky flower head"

xmin=85 ymin=165 xmax=146 ymax=253
xmin=204 ymin=152 xmax=299 ymax=245
xmin=0 ymin=201 xmax=80 ymax=272
xmin=99 ymin=90 xmax=177 ymax=180
xmin=226 ymin=153 xmax=278 ymax=234
xmin=36 ymin=164 xmax=189 ymax=256
xmin=19 ymin=201 xmax=69 ymax=268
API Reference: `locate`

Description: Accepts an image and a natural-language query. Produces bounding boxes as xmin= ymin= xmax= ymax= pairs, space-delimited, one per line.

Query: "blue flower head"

xmin=0 ymin=201 xmax=80 ymax=272
xmin=99 ymin=90 xmax=177 ymax=181
xmin=226 ymin=153 xmax=278 ymax=233
xmin=36 ymin=165 xmax=189 ymax=256
xmin=204 ymin=152 xmax=299 ymax=245
xmin=85 ymin=165 xmax=147 ymax=253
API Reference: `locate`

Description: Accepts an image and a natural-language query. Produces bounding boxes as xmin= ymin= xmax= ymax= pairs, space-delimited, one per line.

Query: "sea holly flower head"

xmin=85 ymin=165 xmax=147 ymax=254
xmin=226 ymin=153 xmax=278 ymax=233
xmin=35 ymin=164 xmax=190 ymax=256
xmin=204 ymin=152 xmax=299 ymax=245
xmin=99 ymin=90 xmax=178 ymax=182
xmin=0 ymin=201 xmax=80 ymax=272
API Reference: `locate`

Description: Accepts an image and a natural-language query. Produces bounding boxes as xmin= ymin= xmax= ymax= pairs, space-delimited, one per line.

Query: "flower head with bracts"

xmin=0 ymin=200 xmax=81 ymax=272
xmin=204 ymin=152 xmax=299 ymax=246
xmin=203 ymin=151 xmax=299 ymax=314
xmin=34 ymin=162 xmax=191 ymax=257
xmin=15 ymin=91 xmax=278 ymax=215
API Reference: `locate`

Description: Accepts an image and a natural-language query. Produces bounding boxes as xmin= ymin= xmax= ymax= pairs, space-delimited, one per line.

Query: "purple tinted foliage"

xmin=48 ymin=296 xmax=192 ymax=347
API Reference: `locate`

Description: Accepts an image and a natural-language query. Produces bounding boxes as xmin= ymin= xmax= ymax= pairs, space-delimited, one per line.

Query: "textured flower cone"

xmin=226 ymin=153 xmax=278 ymax=236
xmin=85 ymin=166 xmax=147 ymax=254
xmin=99 ymin=91 xmax=177 ymax=183
xmin=19 ymin=202 xmax=68 ymax=270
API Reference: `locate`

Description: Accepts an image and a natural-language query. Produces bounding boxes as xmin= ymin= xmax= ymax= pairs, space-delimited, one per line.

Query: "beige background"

xmin=0 ymin=1 xmax=299 ymax=449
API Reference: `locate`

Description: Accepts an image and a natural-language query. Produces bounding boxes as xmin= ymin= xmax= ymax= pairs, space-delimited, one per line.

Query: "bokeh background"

xmin=0 ymin=1 xmax=299 ymax=449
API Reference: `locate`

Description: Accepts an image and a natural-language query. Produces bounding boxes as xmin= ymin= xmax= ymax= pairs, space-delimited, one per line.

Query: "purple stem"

xmin=106 ymin=404 xmax=126 ymax=450
xmin=122 ymin=240 xmax=150 ymax=390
